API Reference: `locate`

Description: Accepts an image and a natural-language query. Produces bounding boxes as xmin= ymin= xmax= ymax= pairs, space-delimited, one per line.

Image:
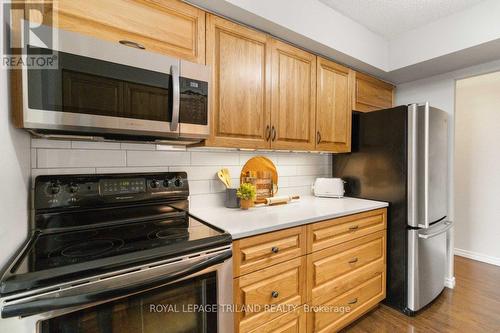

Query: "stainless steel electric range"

xmin=0 ymin=172 xmax=233 ymax=333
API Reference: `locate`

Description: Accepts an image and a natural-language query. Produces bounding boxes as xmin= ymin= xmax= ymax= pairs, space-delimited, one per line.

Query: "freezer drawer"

xmin=407 ymin=221 xmax=452 ymax=312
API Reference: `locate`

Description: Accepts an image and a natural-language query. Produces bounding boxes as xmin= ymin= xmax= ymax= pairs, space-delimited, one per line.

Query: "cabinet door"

xmin=270 ymin=40 xmax=316 ymax=150
xmin=234 ymin=257 xmax=306 ymax=333
xmin=354 ymin=72 xmax=394 ymax=112
xmin=316 ymin=57 xmax=353 ymax=152
xmin=51 ymin=0 xmax=205 ymax=63
xmin=248 ymin=306 xmax=306 ymax=333
xmin=205 ymin=14 xmax=271 ymax=149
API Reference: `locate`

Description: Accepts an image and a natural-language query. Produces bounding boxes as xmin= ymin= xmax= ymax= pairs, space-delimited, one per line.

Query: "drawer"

xmin=307 ymin=231 xmax=386 ymax=304
xmin=307 ymin=208 xmax=386 ymax=253
xmin=234 ymin=257 xmax=306 ymax=333
xmin=307 ymin=272 xmax=385 ymax=333
xmin=248 ymin=306 xmax=306 ymax=333
xmin=233 ymin=226 xmax=306 ymax=277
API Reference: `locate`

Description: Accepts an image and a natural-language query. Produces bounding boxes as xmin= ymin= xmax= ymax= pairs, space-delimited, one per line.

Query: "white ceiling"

xmin=319 ymin=0 xmax=486 ymax=39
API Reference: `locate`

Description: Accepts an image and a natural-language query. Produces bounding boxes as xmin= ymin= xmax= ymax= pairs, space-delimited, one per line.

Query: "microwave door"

xmin=22 ymin=23 xmax=181 ymax=138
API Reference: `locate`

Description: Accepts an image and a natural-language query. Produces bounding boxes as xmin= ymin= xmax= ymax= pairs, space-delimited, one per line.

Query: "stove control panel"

xmin=34 ymin=172 xmax=189 ymax=210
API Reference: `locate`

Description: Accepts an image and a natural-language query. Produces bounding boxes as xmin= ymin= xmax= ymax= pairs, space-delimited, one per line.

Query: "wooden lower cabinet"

xmin=234 ymin=257 xmax=306 ymax=333
xmin=307 ymin=208 xmax=387 ymax=253
xmin=233 ymin=208 xmax=387 ymax=333
xmin=307 ymin=273 xmax=385 ymax=333
xmin=248 ymin=306 xmax=306 ymax=333
xmin=233 ymin=226 xmax=306 ymax=277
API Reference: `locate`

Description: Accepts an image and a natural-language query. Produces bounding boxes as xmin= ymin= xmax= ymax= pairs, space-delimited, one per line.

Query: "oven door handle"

xmin=1 ymin=250 xmax=231 ymax=318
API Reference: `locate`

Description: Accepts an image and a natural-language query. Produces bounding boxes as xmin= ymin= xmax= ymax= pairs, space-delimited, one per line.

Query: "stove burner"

xmin=59 ymin=239 xmax=124 ymax=258
xmin=148 ymin=228 xmax=188 ymax=240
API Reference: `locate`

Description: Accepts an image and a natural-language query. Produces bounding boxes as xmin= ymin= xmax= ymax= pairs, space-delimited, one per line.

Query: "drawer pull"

xmin=348 ymin=257 xmax=358 ymax=264
xmin=271 ymin=246 xmax=279 ymax=254
xmin=348 ymin=225 xmax=359 ymax=231
xmin=271 ymin=291 xmax=279 ymax=298
xmin=119 ymin=40 xmax=146 ymax=50
xmin=347 ymin=298 xmax=358 ymax=305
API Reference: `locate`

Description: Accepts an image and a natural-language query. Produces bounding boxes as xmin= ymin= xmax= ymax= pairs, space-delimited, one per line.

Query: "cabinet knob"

xmin=316 ymin=131 xmax=321 ymax=144
xmin=119 ymin=40 xmax=145 ymax=50
xmin=348 ymin=225 xmax=359 ymax=231
xmin=348 ymin=257 xmax=358 ymax=264
xmin=271 ymin=246 xmax=279 ymax=254
xmin=347 ymin=298 xmax=358 ymax=305
xmin=271 ymin=291 xmax=279 ymax=298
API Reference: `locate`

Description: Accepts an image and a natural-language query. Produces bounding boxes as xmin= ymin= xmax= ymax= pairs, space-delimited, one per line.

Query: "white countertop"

xmin=189 ymin=195 xmax=388 ymax=239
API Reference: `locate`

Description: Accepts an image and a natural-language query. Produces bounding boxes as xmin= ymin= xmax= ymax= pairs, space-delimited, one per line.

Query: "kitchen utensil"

xmin=313 ymin=178 xmax=345 ymax=198
xmin=217 ymin=170 xmax=230 ymax=188
xmin=263 ymin=195 xmax=300 ymax=206
xmin=221 ymin=168 xmax=232 ymax=188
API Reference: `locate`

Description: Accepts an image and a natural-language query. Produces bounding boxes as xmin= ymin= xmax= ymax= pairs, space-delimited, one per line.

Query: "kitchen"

xmin=0 ymin=0 xmax=499 ymax=332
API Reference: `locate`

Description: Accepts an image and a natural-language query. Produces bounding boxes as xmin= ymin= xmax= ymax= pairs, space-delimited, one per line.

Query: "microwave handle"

xmin=170 ymin=65 xmax=180 ymax=131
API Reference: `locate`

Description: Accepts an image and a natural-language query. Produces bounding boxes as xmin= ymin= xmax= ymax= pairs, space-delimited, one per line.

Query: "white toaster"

xmin=313 ymin=178 xmax=345 ymax=198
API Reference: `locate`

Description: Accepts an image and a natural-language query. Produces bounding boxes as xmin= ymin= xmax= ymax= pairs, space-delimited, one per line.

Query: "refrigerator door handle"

xmin=418 ymin=221 xmax=453 ymax=239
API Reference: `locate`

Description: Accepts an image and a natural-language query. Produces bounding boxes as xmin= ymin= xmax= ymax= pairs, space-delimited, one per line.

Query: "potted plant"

xmin=236 ymin=183 xmax=256 ymax=210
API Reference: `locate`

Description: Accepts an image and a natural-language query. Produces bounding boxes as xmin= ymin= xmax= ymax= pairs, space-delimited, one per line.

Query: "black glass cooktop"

xmin=1 ymin=173 xmax=232 ymax=296
xmin=1 ymin=207 xmax=230 ymax=295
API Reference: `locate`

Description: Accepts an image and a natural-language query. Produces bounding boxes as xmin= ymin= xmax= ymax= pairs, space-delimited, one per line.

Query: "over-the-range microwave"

xmin=16 ymin=23 xmax=210 ymax=143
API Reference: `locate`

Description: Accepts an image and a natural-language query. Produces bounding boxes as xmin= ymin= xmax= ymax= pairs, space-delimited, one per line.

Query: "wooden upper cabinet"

xmin=51 ymin=0 xmax=205 ymax=63
xmin=270 ymin=40 xmax=316 ymax=150
xmin=205 ymin=14 xmax=271 ymax=149
xmin=354 ymin=72 xmax=394 ymax=112
xmin=316 ymin=57 xmax=353 ymax=152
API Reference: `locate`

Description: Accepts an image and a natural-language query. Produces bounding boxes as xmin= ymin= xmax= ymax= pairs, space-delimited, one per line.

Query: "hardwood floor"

xmin=342 ymin=256 xmax=500 ymax=333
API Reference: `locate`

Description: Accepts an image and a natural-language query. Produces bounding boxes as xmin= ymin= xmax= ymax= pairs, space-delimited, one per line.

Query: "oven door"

xmin=0 ymin=247 xmax=233 ymax=333
xmin=22 ymin=23 xmax=185 ymax=139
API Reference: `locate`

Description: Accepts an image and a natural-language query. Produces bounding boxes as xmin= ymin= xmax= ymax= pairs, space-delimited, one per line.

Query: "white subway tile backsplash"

xmin=31 ymin=149 xmax=37 ymax=169
xmin=191 ymin=151 xmax=239 ymax=166
xmin=156 ymin=145 xmax=187 ymax=151
xmin=120 ymin=143 xmax=156 ymax=151
xmin=37 ymin=149 xmax=126 ymax=168
xmin=296 ymin=164 xmax=330 ymax=176
xmin=188 ymin=180 xmax=211 ymax=195
xmin=31 ymin=139 xmax=332 ymax=197
xmin=276 ymin=165 xmax=296 ymax=177
xmin=32 ymin=139 xmax=71 ymax=149
xmin=210 ymin=178 xmax=239 ymax=193
xmin=71 ymin=141 xmax=121 ymax=150
xmin=239 ymin=152 xmax=277 ymax=165
xmin=96 ymin=167 xmax=170 ymax=174
xmin=126 ymin=151 xmax=190 ymax=166
xmin=32 ymin=167 xmax=96 ymax=178
xmin=170 ymin=166 xmax=218 ymax=180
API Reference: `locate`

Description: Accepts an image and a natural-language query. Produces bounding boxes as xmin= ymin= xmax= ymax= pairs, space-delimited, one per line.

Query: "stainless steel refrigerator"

xmin=332 ymin=102 xmax=452 ymax=315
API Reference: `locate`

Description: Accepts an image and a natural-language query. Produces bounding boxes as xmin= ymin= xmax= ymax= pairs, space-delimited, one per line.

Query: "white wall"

xmin=454 ymin=72 xmax=500 ymax=265
xmin=396 ymin=58 xmax=500 ymax=277
xmin=0 ymin=2 xmax=31 ymax=270
xmin=390 ymin=0 xmax=500 ymax=70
